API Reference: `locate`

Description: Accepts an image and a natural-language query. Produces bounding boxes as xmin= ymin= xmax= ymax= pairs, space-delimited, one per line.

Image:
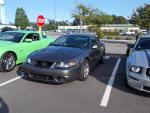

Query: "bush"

xmin=103 ymin=31 xmax=119 ymax=36
xmin=97 ymin=32 xmax=104 ymax=39
xmin=125 ymin=37 xmax=133 ymax=40
xmin=115 ymin=36 xmax=121 ymax=40
xmin=107 ymin=36 xmax=113 ymax=39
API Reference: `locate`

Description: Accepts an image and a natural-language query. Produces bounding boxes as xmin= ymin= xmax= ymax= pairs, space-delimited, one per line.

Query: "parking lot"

xmin=0 ymin=42 xmax=150 ymax=113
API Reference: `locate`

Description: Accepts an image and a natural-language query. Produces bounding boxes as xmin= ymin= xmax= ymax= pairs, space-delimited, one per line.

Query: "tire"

xmin=126 ymin=48 xmax=130 ymax=56
xmin=80 ymin=60 xmax=90 ymax=81
xmin=0 ymin=52 xmax=16 ymax=72
xmin=100 ymin=51 xmax=105 ymax=63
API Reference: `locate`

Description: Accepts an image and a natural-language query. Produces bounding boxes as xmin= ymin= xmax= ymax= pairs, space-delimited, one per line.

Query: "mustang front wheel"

xmin=0 ymin=53 xmax=16 ymax=72
xmin=80 ymin=60 xmax=89 ymax=81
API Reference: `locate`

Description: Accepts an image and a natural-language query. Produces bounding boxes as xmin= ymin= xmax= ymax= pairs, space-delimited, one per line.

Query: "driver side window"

xmin=24 ymin=33 xmax=40 ymax=42
xmin=91 ymin=36 xmax=99 ymax=46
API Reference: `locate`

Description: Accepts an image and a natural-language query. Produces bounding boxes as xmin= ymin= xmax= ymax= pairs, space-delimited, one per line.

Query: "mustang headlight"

xmin=52 ymin=61 xmax=78 ymax=68
xmin=26 ymin=58 xmax=31 ymax=64
xmin=130 ymin=65 xmax=142 ymax=73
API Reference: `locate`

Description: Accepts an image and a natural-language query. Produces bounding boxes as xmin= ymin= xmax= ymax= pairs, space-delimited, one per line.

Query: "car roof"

xmin=140 ymin=34 xmax=150 ymax=38
xmin=6 ymin=30 xmax=39 ymax=34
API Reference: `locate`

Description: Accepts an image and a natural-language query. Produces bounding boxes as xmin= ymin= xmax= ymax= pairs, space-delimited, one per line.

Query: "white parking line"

xmin=0 ymin=75 xmax=24 ymax=87
xmin=100 ymin=58 xmax=121 ymax=107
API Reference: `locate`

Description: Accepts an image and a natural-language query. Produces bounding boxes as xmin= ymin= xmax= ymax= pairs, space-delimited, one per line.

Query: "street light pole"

xmin=80 ymin=16 xmax=82 ymax=33
xmin=54 ymin=0 xmax=56 ymax=31
xmin=79 ymin=8 xmax=82 ymax=33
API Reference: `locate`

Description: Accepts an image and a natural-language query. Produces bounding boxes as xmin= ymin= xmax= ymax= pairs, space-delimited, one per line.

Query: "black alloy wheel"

xmin=80 ymin=60 xmax=90 ymax=81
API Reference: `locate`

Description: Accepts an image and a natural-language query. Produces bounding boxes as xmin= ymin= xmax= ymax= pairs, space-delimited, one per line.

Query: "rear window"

xmin=0 ymin=32 xmax=25 ymax=43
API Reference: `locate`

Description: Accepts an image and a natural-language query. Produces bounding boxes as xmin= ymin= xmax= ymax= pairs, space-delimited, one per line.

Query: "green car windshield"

xmin=0 ymin=32 xmax=25 ymax=43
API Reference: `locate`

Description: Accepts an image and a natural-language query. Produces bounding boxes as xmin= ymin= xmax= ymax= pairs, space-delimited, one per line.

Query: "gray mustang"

xmin=22 ymin=34 xmax=105 ymax=84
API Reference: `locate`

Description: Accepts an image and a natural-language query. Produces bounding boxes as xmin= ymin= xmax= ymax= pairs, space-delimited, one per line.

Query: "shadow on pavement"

xmin=91 ymin=53 xmax=150 ymax=97
xmin=16 ymin=53 xmax=150 ymax=97
xmin=0 ymin=97 xmax=9 ymax=113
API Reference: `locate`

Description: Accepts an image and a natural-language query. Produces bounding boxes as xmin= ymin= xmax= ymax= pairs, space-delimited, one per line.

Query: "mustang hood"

xmin=31 ymin=46 xmax=86 ymax=62
xmin=131 ymin=50 xmax=150 ymax=67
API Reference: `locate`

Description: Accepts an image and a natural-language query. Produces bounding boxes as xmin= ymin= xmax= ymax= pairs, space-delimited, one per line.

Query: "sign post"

xmin=37 ymin=15 xmax=45 ymax=32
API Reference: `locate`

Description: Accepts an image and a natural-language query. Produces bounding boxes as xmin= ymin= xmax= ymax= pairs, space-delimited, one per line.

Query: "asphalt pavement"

xmin=0 ymin=42 xmax=150 ymax=113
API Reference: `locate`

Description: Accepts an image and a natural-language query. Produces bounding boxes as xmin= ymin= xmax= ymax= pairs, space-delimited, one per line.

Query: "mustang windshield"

xmin=52 ymin=35 xmax=90 ymax=49
xmin=0 ymin=32 xmax=25 ymax=43
xmin=135 ymin=38 xmax=150 ymax=50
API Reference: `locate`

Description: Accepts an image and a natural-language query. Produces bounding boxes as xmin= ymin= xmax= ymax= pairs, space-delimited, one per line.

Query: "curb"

xmin=101 ymin=39 xmax=135 ymax=44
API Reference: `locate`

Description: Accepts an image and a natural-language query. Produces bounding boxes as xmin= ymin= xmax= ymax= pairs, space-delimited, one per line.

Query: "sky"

xmin=4 ymin=0 xmax=150 ymax=23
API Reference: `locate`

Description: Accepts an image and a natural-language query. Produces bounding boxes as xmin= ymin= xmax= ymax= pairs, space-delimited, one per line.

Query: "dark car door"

xmin=89 ymin=36 xmax=102 ymax=64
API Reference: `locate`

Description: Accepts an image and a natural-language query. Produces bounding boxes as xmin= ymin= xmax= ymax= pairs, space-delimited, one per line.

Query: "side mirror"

xmin=92 ymin=45 xmax=98 ymax=49
xmin=48 ymin=42 xmax=53 ymax=46
xmin=24 ymin=39 xmax=32 ymax=42
xmin=127 ymin=44 xmax=134 ymax=48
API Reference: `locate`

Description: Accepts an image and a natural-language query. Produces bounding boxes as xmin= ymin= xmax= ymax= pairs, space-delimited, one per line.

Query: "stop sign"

xmin=37 ymin=15 xmax=45 ymax=27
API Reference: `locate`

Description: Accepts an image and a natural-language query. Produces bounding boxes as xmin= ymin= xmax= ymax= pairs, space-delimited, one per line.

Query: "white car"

xmin=125 ymin=31 xmax=135 ymax=35
xmin=126 ymin=35 xmax=150 ymax=93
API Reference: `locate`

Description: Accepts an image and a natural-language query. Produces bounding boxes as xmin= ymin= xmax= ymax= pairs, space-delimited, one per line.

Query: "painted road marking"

xmin=0 ymin=75 xmax=24 ymax=87
xmin=100 ymin=58 xmax=121 ymax=107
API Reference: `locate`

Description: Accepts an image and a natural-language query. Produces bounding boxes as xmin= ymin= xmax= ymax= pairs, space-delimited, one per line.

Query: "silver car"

xmin=126 ymin=34 xmax=150 ymax=93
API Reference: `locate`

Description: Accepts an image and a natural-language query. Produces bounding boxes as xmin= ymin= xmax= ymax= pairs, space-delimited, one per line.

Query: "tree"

xmin=30 ymin=22 xmax=38 ymax=30
xmin=72 ymin=4 xmax=114 ymax=26
xmin=112 ymin=15 xmax=127 ymax=24
xmin=129 ymin=4 xmax=150 ymax=30
xmin=72 ymin=18 xmax=80 ymax=25
xmin=117 ymin=16 xmax=127 ymax=24
xmin=72 ymin=3 xmax=91 ymax=25
xmin=15 ymin=7 xmax=29 ymax=29
xmin=72 ymin=3 xmax=92 ymax=32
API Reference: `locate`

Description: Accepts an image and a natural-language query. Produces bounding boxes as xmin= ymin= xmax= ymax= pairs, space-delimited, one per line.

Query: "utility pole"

xmin=0 ymin=0 xmax=5 ymax=24
xmin=75 ymin=0 xmax=82 ymax=33
xmin=54 ymin=0 xmax=57 ymax=32
xmin=79 ymin=8 xmax=82 ymax=33
xmin=80 ymin=16 xmax=83 ymax=33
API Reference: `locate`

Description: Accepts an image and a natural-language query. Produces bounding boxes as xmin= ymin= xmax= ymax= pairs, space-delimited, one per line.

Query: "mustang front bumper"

xmin=127 ymin=71 xmax=150 ymax=93
xmin=22 ymin=63 xmax=81 ymax=83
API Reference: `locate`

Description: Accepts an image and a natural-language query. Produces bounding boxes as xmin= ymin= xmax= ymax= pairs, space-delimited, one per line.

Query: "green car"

xmin=0 ymin=30 xmax=55 ymax=72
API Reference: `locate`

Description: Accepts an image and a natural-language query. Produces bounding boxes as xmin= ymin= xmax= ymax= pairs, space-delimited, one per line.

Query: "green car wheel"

xmin=0 ymin=52 xmax=16 ymax=72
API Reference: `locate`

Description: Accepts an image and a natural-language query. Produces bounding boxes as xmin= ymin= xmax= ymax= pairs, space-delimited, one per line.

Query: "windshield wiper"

xmin=51 ymin=44 xmax=63 ymax=46
xmin=52 ymin=44 xmax=82 ymax=48
xmin=63 ymin=44 xmax=81 ymax=48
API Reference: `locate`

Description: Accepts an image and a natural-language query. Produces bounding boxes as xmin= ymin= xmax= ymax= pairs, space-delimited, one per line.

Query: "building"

xmin=100 ymin=24 xmax=140 ymax=32
xmin=58 ymin=24 xmax=140 ymax=33
xmin=58 ymin=25 xmax=88 ymax=33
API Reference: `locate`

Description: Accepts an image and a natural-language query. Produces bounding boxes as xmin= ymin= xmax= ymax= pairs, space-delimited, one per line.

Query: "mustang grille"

xmin=32 ymin=60 xmax=53 ymax=68
xmin=146 ymin=68 xmax=150 ymax=77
